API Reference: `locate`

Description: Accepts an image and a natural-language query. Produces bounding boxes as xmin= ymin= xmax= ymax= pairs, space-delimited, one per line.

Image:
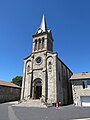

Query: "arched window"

xmin=38 ymin=38 xmax=41 ymax=50
xmin=34 ymin=39 xmax=37 ymax=51
xmin=42 ymin=37 xmax=44 ymax=49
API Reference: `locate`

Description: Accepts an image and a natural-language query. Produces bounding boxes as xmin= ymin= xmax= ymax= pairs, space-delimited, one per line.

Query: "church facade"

xmin=21 ymin=16 xmax=73 ymax=106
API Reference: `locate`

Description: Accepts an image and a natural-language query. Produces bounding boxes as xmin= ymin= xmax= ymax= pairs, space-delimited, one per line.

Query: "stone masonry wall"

xmin=71 ymin=80 xmax=90 ymax=106
xmin=56 ymin=58 xmax=73 ymax=105
xmin=47 ymin=53 xmax=57 ymax=103
xmin=0 ymin=85 xmax=21 ymax=103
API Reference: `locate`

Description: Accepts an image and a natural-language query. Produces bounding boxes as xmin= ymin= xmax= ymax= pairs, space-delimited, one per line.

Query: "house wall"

xmin=71 ymin=79 xmax=90 ymax=106
xmin=0 ymin=85 xmax=21 ymax=103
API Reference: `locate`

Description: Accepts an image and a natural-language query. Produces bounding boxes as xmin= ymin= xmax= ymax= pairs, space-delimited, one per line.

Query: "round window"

xmin=36 ymin=57 xmax=42 ymax=64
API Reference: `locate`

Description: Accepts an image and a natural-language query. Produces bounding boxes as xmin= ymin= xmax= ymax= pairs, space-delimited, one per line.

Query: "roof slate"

xmin=0 ymin=80 xmax=20 ymax=88
xmin=70 ymin=72 xmax=90 ymax=80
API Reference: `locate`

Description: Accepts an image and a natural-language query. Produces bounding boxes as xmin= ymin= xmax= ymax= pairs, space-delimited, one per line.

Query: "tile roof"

xmin=70 ymin=72 xmax=90 ymax=80
xmin=0 ymin=80 xmax=20 ymax=88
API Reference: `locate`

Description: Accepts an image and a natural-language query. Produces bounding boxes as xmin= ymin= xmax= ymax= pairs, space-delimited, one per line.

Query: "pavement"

xmin=1 ymin=101 xmax=90 ymax=120
xmin=3 ymin=101 xmax=18 ymax=105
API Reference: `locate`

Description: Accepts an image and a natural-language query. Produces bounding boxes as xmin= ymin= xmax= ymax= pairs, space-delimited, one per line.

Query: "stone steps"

xmin=15 ymin=99 xmax=47 ymax=108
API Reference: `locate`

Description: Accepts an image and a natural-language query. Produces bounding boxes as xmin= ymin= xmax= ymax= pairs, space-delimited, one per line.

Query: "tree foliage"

xmin=11 ymin=76 xmax=22 ymax=87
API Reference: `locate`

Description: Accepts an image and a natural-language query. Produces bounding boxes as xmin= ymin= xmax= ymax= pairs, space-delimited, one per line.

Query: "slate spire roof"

xmin=37 ymin=15 xmax=47 ymax=33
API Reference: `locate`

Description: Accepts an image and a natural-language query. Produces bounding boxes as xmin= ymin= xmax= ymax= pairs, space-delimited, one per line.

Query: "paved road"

xmin=1 ymin=103 xmax=90 ymax=120
xmin=0 ymin=104 xmax=9 ymax=120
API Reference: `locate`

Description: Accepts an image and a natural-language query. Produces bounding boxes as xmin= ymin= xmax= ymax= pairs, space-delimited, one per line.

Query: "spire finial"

xmin=37 ymin=15 xmax=47 ymax=33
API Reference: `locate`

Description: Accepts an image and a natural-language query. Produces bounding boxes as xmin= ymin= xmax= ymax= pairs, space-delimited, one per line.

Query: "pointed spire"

xmin=40 ymin=15 xmax=47 ymax=31
xmin=37 ymin=15 xmax=47 ymax=34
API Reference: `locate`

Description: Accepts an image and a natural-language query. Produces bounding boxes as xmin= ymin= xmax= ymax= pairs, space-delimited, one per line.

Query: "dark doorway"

xmin=35 ymin=86 xmax=42 ymax=99
xmin=33 ymin=79 xmax=42 ymax=99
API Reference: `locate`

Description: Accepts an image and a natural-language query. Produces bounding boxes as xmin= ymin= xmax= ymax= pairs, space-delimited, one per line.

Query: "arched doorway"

xmin=33 ymin=79 xmax=42 ymax=99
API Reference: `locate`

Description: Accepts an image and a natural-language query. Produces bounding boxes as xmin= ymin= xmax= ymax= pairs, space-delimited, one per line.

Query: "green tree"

xmin=11 ymin=76 xmax=22 ymax=87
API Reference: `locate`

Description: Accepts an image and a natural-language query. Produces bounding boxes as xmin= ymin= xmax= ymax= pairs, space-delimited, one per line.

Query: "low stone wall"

xmin=0 ymin=85 xmax=21 ymax=103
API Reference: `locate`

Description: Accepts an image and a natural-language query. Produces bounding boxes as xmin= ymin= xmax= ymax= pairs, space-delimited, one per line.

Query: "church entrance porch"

xmin=32 ymin=79 xmax=42 ymax=99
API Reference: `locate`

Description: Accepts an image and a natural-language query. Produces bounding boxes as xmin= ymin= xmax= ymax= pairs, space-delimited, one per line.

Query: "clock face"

xmin=36 ymin=57 xmax=42 ymax=64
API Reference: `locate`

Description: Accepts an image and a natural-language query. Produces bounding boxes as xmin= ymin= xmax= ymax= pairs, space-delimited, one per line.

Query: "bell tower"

xmin=32 ymin=15 xmax=53 ymax=53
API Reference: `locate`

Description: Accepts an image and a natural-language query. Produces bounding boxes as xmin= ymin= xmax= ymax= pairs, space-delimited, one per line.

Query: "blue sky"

xmin=0 ymin=0 xmax=90 ymax=82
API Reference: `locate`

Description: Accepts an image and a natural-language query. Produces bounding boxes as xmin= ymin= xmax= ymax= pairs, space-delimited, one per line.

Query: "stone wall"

xmin=56 ymin=58 xmax=73 ymax=105
xmin=47 ymin=52 xmax=57 ymax=103
xmin=71 ymin=79 xmax=90 ymax=106
xmin=0 ymin=85 xmax=21 ymax=103
xmin=21 ymin=51 xmax=73 ymax=105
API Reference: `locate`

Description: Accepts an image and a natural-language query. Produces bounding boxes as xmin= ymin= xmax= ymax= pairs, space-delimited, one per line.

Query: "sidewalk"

xmin=3 ymin=101 xmax=18 ymax=105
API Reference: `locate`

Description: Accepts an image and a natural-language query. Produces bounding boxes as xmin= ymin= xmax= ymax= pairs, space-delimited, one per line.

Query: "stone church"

xmin=21 ymin=15 xmax=73 ymax=106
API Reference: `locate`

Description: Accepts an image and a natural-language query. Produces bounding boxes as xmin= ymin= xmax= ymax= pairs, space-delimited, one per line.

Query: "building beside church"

xmin=0 ymin=80 xmax=21 ymax=103
xmin=70 ymin=72 xmax=90 ymax=107
xmin=21 ymin=16 xmax=73 ymax=106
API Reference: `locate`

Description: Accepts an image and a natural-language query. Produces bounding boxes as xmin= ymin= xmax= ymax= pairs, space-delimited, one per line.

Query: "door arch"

xmin=33 ymin=78 xmax=42 ymax=99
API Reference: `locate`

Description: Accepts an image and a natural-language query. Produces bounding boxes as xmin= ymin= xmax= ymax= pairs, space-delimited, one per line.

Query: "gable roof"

xmin=70 ymin=72 xmax=90 ymax=80
xmin=0 ymin=80 xmax=20 ymax=88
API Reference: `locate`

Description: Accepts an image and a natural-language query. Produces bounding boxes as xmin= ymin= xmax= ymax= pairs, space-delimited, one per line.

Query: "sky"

xmin=0 ymin=0 xmax=90 ymax=82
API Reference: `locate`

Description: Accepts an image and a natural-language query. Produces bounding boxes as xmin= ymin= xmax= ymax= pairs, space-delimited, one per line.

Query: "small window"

xmin=82 ymin=80 xmax=88 ymax=89
xmin=36 ymin=57 xmax=42 ymax=64
xmin=48 ymin=62 xmax=52 ymax=72
xmin=27 ymin=65 xmax=30 ymax=72
xmin=48 ymin=61 xmax=52 ymax=65
xmin=59 ymin=72 xmax=60 ymax=81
